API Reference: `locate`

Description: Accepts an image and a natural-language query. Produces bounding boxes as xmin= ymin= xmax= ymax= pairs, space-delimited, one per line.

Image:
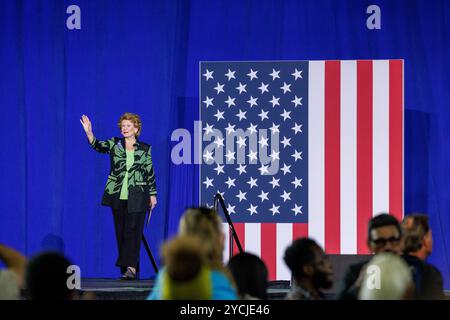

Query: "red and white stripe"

xmin=222 ymin=60 xmax=404 ymax=280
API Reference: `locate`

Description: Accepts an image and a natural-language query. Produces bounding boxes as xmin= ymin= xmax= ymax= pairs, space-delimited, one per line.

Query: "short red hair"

xmin=118 ymin=112 xmax=142 ymax=137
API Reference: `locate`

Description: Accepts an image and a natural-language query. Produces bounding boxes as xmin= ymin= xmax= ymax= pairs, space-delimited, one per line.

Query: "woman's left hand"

xmin=149 ymin=196 xmax=157 ymax=210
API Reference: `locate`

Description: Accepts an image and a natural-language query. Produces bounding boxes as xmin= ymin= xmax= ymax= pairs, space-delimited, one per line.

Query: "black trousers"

xmin=111 ymin=200 xmax=146 ymax=272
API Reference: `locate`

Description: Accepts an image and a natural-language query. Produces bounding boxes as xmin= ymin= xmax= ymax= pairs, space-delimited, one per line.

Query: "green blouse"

xmin=119 ymin=150 xmax=135 ymax=200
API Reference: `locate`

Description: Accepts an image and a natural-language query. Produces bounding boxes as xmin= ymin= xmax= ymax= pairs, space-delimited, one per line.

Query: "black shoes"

xmin=120 ymin=268 xmax=137 ymax=280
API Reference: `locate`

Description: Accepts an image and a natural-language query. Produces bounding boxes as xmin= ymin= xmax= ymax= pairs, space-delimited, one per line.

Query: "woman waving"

xmin=80 ymin=113 xmax=157 ymax=280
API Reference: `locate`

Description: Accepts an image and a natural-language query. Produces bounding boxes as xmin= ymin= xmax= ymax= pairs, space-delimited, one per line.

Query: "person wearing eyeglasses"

xmin=337 ymin=213 xmax=404 ymax=300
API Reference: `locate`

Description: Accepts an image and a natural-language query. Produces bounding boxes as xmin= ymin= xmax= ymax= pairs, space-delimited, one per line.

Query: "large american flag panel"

xmin=199 ymin=60 xmax=404 ymax=281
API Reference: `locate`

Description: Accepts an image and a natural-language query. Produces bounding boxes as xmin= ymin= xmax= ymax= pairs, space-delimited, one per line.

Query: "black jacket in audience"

xmin=402 ymin=254 xmax=445 ymax=300
xmin=337 ymin=261 xmax=367 ymax=300
xmin=337 ymin=255 xmax=445 ymax=300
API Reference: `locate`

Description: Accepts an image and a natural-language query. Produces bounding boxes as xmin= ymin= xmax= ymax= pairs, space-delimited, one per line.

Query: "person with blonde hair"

xmin=178 ymin=208 xmax=225 ymax=269
xmin=80 ymin=113 xmax=157 ymax=280
xmin=148 ymin=207 xmax=237 ymax=300
xmin=158 ymin=235 xmax=212 ymax=300
xmin=0 ymin=244 xmax=26 ymax=300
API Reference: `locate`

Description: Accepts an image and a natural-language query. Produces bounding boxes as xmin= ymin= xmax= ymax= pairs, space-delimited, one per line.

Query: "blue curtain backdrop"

xmin=0 ymin=0 xmax=449 ymax=287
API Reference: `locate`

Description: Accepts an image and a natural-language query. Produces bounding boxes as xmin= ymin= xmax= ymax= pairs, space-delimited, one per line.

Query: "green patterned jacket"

xmin=89 ymin=137 xmax=157 ymax=213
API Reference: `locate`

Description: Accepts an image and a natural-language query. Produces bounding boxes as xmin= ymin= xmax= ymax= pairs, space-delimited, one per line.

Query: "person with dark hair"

xmin=402 ymin=214 xmax=445 ymax=299
xmin=25 ymin=252 xmax=75 ymax=300
xmin=366 ymin=213 xmax=404 ymax=255
xmin=283 ymin=238 xmax=333 ymax=300
xmin=227 ymin=252 xmax=268 ymax=300
xmin=337 ymin=213 xmax=403 ymax=300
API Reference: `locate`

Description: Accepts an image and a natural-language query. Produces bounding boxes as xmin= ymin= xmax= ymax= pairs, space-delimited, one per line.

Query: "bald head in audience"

xmin=359 ymin=252 xmax=414 ymax=300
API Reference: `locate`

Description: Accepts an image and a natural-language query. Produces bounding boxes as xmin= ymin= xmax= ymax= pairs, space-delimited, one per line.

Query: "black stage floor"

xmin=75 ymin=256 xmax=384 ymax=299
xmin=77 ymin=278 xmax=450 ymax=300
xmin=79 ymin=278 xmax=291 ymax=300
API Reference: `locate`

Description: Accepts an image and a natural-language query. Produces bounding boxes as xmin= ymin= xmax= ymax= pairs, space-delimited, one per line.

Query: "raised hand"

xmin=80 ymin=115 xmax=93 ymax=134
xmin=80 ymin=114 xmax=94 ymax=143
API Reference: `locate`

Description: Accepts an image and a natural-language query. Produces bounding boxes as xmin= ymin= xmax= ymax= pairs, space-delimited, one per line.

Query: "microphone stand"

xmin=141 ymin=208 xmax=158 ymax=274
xmin=213 ymin=193 xmax=244 ymax=258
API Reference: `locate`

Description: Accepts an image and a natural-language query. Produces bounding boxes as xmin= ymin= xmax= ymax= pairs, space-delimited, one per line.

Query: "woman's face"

xmin=120 ymin=120 xmax=138 ymax=138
